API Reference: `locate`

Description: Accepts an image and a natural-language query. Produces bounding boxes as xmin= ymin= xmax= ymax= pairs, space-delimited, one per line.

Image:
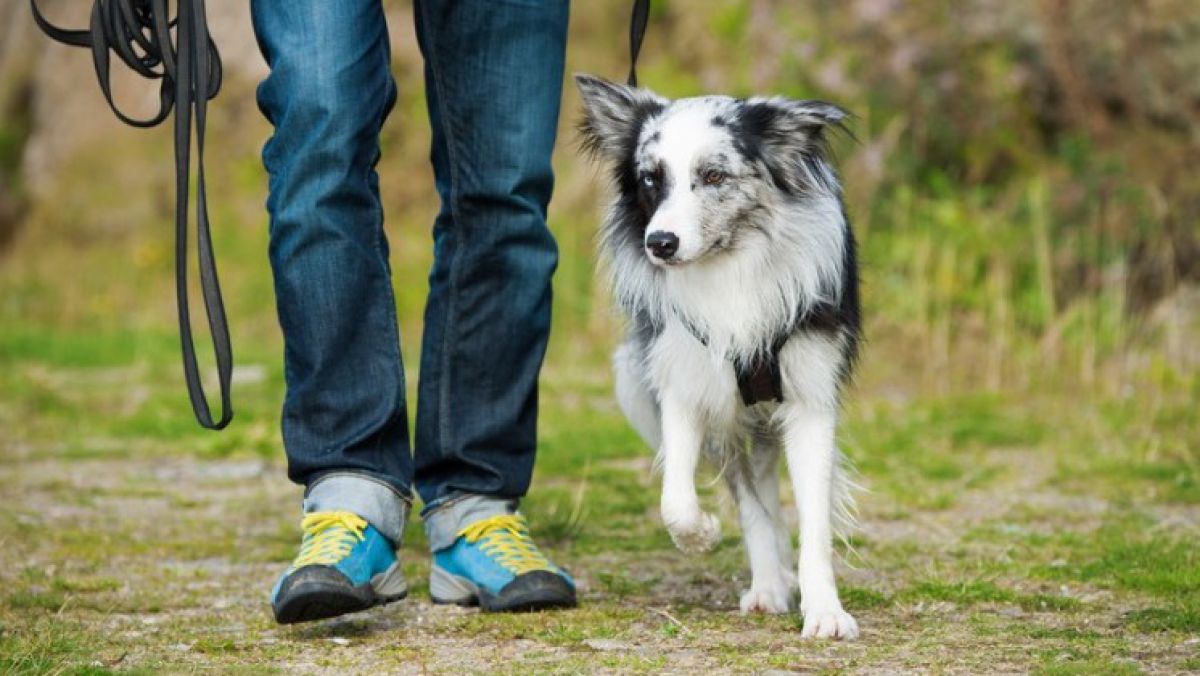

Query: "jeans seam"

xmin=421 ymin=491 xmax=471 ymax=517
xmin=307 ymin=13 xmax=404 ymax=464
xmin=364 ymin=12 xmax=407 ymax=473
xmin=417 ymin=0 xmax=465 ymax=469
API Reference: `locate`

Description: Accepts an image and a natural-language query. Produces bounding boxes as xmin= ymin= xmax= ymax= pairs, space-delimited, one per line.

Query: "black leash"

xmin=31 ymin=0 xmax=233 ymax=430
xmin=628 ymin=0 xmax=651 ymax=87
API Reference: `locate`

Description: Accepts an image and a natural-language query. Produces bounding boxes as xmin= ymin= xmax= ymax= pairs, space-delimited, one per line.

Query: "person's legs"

xmin=252 ymin=0 xmax=411 ymax=623
xmin=412 ymin=0 xmax=573 ymax=610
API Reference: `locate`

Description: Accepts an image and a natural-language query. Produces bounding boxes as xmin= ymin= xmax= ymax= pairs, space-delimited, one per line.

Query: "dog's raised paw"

xmin=665 ymin=511 xmax=721 ymax=554
xmin=740 ymin=586 xmax=791 ymax=614
xmin=800 ymin=608 xmax=859 ymax=640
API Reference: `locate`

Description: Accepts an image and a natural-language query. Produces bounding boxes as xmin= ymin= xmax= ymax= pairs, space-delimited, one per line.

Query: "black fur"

xmin=575 ymin=75 xmax=666 ymax=235
xmin=637 ymin=162 xmax=672 ymax=226
xmin=731 ymin=99 xmax=848 ymax=197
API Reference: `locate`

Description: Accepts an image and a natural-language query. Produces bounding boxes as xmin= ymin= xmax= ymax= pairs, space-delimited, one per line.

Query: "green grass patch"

xmin=840 ymin=585 xmax=892 ymax=610
xmin=1034 ymin=657 xmax=1142 ymax=676
xmin=902 ymin=579 xmax=1017 ymax=604
xmin=1124 ymin=604 xmax=1200 ymax=632
xmin=1034 ymin=516 xmax=1199 ymax=599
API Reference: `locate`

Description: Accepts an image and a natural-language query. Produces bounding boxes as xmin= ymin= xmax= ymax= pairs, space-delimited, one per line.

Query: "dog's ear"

xmin=575 ymin=73 xmax=667 ymax=161
xmin=736 ymin=98 xmax=848 ymax=195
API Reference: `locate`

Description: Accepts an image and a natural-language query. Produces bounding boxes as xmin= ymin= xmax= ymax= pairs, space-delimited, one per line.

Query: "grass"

xmin=0 ymin=283 xmax=1194 ymax=672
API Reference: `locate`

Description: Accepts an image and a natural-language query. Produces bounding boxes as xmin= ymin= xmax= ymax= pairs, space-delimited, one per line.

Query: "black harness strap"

xmin=31 ymin=0 xmax=233 ymax=430
xmin=736 ymin=337 xmax=787 ymax=407
xmin=673 ymin=313 xmax=788 ymax=406
xmin=628 ymin=0 xmax=651 ymax=87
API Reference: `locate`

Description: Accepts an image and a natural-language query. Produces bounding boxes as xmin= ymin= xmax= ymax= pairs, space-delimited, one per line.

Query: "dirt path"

xmin=3 ymin=437 xmax=1196 ymax=674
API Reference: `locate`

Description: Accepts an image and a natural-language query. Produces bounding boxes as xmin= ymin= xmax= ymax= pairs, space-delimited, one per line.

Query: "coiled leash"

xmin=626 ymin=0 xmax=785 ymax=405
xmin=31 ymin=0 xmax=233 ymax=429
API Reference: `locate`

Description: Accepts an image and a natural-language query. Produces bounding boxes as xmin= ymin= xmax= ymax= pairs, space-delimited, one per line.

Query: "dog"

xmin=576 ymin=74 xmax=862 ymax=639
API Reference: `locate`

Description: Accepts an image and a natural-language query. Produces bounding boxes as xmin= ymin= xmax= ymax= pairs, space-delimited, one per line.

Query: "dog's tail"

xmin=832 ymin=447 xmax=864 ymax=565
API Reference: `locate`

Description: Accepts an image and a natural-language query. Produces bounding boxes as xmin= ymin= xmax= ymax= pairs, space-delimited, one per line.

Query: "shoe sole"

xmin=430 ymin=567 xmax=576 ymax=613
xmin=273 ymin=562 xmax=408 ymax=625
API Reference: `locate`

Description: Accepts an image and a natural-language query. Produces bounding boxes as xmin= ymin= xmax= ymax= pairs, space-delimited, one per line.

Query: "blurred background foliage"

xmin=0 ymin=0 xmax=1195 ymax=432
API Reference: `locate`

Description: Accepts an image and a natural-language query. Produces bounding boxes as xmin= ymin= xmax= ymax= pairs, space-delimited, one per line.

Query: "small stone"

xmin=329 ymin=637 xmax=351 ymax=646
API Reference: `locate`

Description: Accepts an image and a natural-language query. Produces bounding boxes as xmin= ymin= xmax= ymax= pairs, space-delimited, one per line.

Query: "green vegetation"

xmin=0 ymin=0 xmax=1196 ymax=672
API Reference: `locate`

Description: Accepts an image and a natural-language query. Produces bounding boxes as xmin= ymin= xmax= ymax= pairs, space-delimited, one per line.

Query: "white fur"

xmin=642 ymin=104 xmax=727 ymax=263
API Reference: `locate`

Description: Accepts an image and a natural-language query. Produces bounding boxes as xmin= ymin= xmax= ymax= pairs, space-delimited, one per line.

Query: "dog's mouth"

xmin=646 ymin=253 xmax=683 ymax=267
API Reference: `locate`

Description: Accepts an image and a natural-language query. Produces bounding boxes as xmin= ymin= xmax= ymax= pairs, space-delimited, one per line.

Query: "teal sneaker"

xmin=430 ymin=514 xmax=576 ymax=612
xmin=271 ymin=511 xmax=407 ymax=624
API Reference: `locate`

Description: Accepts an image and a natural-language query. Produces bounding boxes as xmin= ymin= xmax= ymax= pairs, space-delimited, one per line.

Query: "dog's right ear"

xmin=575 ymin=73 xmax=666 ymax=161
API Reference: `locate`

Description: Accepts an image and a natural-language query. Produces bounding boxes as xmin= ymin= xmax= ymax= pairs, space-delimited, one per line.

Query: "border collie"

xmin=576 ymin=74 xmax=862 ymax=639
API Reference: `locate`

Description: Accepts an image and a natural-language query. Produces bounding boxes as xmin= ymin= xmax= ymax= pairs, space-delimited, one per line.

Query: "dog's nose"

xmin=646 ymin=231 xmax=679 ymax=260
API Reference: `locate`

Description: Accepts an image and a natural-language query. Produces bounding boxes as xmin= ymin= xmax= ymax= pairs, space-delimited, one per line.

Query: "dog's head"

xmin=576 ymin=74 xmax=847 ymax=267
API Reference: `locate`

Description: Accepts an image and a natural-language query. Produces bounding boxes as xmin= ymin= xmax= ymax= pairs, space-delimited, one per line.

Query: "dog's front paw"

xmin=664 ymin=511 xmax=721 ymax=553
xmin=740 ymin=585 xmax=792 ymax=614
xmin=800 ymin=606 xmax=859 ymax=640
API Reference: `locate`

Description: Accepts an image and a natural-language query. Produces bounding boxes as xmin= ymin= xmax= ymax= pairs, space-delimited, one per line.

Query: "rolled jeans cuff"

xmin=304 ymin=473 xmax=410 ymax=545
xmin=423 ymin=494 xmax=517 ymax=552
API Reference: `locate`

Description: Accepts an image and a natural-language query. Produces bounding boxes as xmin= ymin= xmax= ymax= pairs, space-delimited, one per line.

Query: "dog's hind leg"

xmin=751 ymin=437 xmax=797 ymax=588
xmin=727 ymin=442 xmax=793 ymax=613
xmin=614 ymin=340 xmax=661 ymax=450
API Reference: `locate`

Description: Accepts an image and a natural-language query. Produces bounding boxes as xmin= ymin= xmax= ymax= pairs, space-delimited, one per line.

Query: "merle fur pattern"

xmin=576 ymin=74 xmax=864 ymax=639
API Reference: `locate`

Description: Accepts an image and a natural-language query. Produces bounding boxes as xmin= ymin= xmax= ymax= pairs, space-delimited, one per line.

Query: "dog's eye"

xmin=702 ymin=169 xmax=726 ymax=186
xmin=640 ymin=173 xmax=657 ymax=189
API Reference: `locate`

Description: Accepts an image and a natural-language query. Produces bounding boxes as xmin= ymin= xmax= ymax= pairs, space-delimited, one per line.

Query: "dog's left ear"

xmin=737 ymin=98 xmax=848 ymax=195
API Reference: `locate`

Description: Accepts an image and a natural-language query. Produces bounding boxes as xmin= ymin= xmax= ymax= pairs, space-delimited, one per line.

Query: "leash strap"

xmin=628 ymin=0 xmax=651 ymax=86
xmin=31 ymin=0 xmax=233 ymax=430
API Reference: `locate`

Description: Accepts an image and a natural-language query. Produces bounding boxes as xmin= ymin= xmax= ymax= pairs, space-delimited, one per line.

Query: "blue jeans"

xmin=251 ymin=0 xmax=568 ymax=546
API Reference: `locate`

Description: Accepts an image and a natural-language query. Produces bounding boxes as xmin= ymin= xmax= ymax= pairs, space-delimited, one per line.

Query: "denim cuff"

xmin=304 ymin=473 xmax=410 ymax=546
xmin=423 ymin=494 xmax=517 ymax=552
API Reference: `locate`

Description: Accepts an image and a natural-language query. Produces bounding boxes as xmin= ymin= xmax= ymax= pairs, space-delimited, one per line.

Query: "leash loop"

xmin=31 ymin=0 xmax=233 ymax=430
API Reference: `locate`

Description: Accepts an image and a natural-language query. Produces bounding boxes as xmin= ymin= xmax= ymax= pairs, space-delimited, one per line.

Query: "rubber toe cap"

xmin=483 ymin=570 xmax=577 ymax=613
xmin=272 ymin=565 xmax=375 ymax=624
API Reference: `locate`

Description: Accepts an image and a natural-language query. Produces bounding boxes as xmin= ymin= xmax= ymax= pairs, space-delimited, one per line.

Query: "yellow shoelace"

xmin=458 ymin=514 xmax=555 ymax=576
xmin=292 ymin=511 xmax=368 ymax=568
